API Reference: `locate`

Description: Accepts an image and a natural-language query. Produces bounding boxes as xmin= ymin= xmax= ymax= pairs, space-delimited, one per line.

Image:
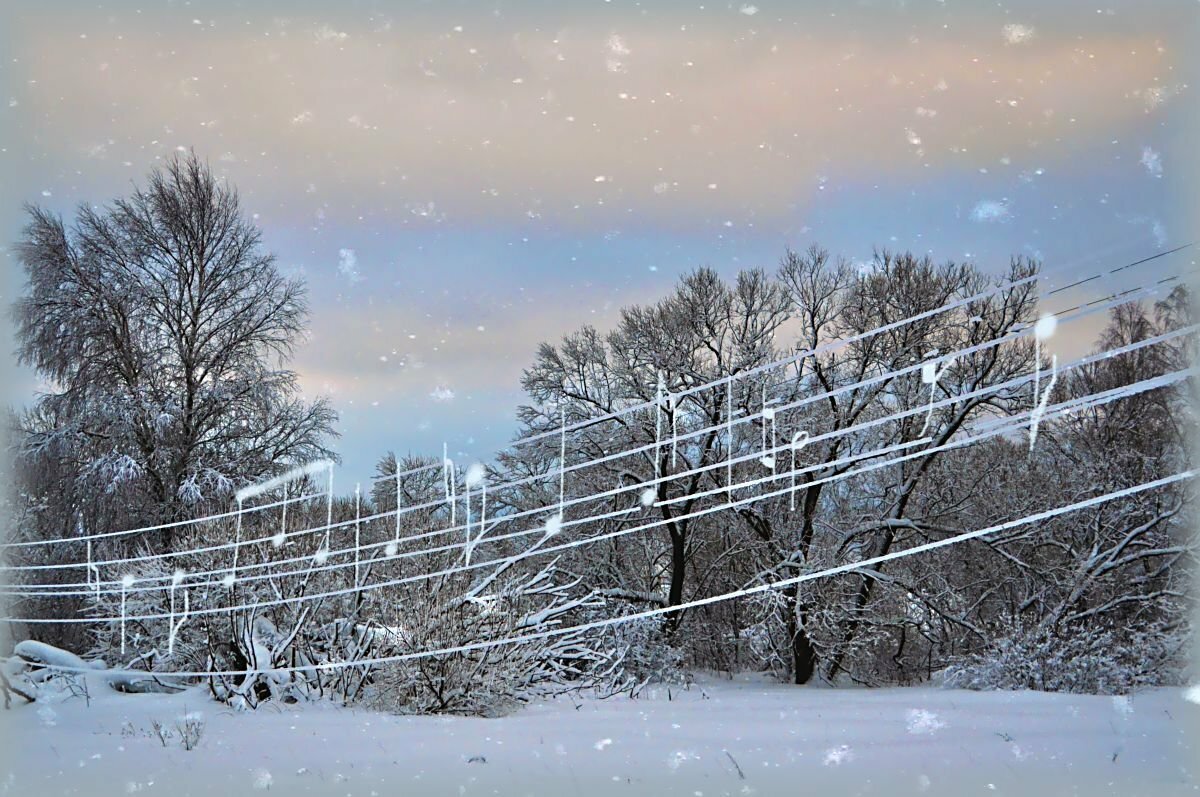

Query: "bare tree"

xmin=720 ymin=249 xmax=1038 ymax=683
xmin=512 ymin=268 xmax=789 ymax=637
xmin=12 ymin=152 xmax=337 ymax=554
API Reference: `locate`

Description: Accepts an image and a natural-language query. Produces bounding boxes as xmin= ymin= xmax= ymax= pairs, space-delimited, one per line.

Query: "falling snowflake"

xmin=668 ymin=750 xmax=698 ymax=770
xmin=337 ymin=248 xmax=363 ymax=283
xmin=314 ymin=25 xmax=348 ymax=43
xmin=1140 ymin=146 xmax=1163 ymax=178
xmin=970 ymin=200 xmax=1010 ymax=223
xmin=823 ymin=745 xmax=853 ymax=766
xmin=252 ymin=768 xmax=273 ymax=790
xmin=1138 ymin=85 xmax=1180 ymax=112
xmin=1002 ymin=24 xmax=1035 ymax=45
xmin=605 ymin=35 xmax=630 ymax=73
xmin=1151 ymin=219 xmax=1168 ymax=247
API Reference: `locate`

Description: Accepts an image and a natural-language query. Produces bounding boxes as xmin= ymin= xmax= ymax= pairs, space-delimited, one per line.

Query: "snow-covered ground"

xmin=2 ymin=674 xmax=1197 ymax=796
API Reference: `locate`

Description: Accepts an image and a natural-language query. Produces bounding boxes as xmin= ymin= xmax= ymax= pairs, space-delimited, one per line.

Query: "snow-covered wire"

xmin=234 ymin=460 xmax=334 ymax=504
xmin=6 ymin=306 xmax=1190 ymax=590
xmin=5 ymin=366 xmax=1190 ymax=621
xmin=1 ymin=488 xmax=328 ymax=550
xmin=14 ymin=469 xmax=1190 ymax=677
xmin=4 ymin=317 xmax=1192 ymax=590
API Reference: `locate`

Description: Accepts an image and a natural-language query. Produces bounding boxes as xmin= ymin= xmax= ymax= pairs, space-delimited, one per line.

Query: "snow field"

xmin=3 ymin=674 xmax=1197 ymax=797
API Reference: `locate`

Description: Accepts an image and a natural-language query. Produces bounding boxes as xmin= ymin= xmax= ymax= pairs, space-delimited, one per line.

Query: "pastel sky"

xmin=2 ymin=1 xmax=1195 ymax=489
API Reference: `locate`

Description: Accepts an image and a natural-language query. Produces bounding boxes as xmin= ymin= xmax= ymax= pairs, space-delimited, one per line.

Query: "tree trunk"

xmin=789 ymin=483 xmax=823 ymax=684
xmin=785 ymin=583 xmax=818 ymax=684
xmin=664 ymin=526 xmax=687 ymax=636
xmin=825 ymin=524 xmax=898 ymax=682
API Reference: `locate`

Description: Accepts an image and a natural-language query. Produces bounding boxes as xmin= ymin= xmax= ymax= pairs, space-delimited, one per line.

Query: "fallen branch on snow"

xmin=11 ymin=640 xmax=187 ymax=695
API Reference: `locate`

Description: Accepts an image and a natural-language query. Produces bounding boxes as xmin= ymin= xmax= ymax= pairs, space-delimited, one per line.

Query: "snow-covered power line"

xmin=13 ymin=469 xmax=1190 ymax=678
xmin=5 ymin=366 xmax=1190 ymax=623
xmin=234 ymin=460 xmax=335 ymax=504
xmin=1 ymin=489 xmax=328 ymax=550
xmin=4 ymin=320 xmax=1192 ymax=591
xmin=5 ymin=311 xmax=1190 ymax=590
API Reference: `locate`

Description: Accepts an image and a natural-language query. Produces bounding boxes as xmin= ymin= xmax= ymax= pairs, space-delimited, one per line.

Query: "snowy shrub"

xmin=133 ymin=715 xmax=204 ymax=750
xmin=208 ymin=614 xmax=313 ymax=709
xmin=58 ymin=670 xmax=92 ymax=706
xmin=176 ymin=711 xmax=205 ymax=750
xmin=363 ymin=554 xmax=620 ymax=716
xmin=150 ymin=718 xmax=172 ymax=747
xmin=943 ymin=614 xmax=1190 ymax=695
xmin=593 ymin=614 xmax=686 ymax=696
